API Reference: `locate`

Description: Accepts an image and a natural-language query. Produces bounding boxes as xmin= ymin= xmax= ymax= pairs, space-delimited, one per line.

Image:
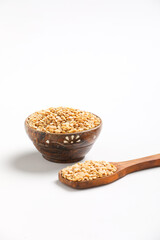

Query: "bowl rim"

xmin=25 ymin=112 xmax=102 ymax=136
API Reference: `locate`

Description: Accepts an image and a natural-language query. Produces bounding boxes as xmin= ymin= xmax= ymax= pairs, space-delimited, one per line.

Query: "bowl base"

xmin=42 ymin=155 xmax=84 ymax=163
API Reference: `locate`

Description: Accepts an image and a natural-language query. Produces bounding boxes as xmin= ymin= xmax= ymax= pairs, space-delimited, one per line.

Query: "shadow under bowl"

xmin=25 ymin=116 xmax=102 ymax=163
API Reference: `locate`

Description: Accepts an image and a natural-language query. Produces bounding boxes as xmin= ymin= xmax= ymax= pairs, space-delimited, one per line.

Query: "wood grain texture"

xmin=58 ymin=154 xmax=160 ymax=188
xmin=25 ymin=116 xmax=102 ymax=163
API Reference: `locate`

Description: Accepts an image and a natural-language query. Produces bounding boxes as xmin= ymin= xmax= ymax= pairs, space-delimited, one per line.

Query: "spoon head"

xmin=58 ymin=162 xmax=121 ymax=189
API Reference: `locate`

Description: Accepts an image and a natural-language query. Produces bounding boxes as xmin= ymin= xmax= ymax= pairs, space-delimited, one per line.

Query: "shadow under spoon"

xmin=58 ymin=154 xmax=160 ymax=189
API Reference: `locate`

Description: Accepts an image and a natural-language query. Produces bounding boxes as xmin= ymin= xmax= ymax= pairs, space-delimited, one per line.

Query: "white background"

xmin=0 ymin=0 xmax=160 ymax=239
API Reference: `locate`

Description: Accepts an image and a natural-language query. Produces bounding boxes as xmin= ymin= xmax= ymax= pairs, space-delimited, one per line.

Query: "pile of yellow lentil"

xmin=61 ymin=160 xmax=117 ymax=181
xmin=27 ymin=107 xmax=101 ymax=133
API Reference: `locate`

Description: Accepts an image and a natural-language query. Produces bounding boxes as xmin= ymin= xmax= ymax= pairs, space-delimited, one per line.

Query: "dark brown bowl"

xmin=25 ymin=115 xmax=102 ymax=163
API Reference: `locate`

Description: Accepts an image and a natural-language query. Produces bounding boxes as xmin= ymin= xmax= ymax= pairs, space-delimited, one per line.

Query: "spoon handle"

xmin=116 ymin=154 xmax=160 ymax=174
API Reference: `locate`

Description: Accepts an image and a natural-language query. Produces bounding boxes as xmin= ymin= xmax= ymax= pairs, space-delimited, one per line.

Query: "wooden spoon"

xmin=58 ymin=154 xmax=160 ymax=189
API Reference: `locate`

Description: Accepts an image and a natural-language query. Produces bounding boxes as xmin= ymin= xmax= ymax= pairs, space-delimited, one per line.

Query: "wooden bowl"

xmin=25 ymin=115 xmax=102 ymax=163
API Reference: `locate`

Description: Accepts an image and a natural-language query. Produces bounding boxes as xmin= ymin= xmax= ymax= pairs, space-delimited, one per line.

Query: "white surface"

xmin=0 ymin=0 xmax=160 ymax=239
